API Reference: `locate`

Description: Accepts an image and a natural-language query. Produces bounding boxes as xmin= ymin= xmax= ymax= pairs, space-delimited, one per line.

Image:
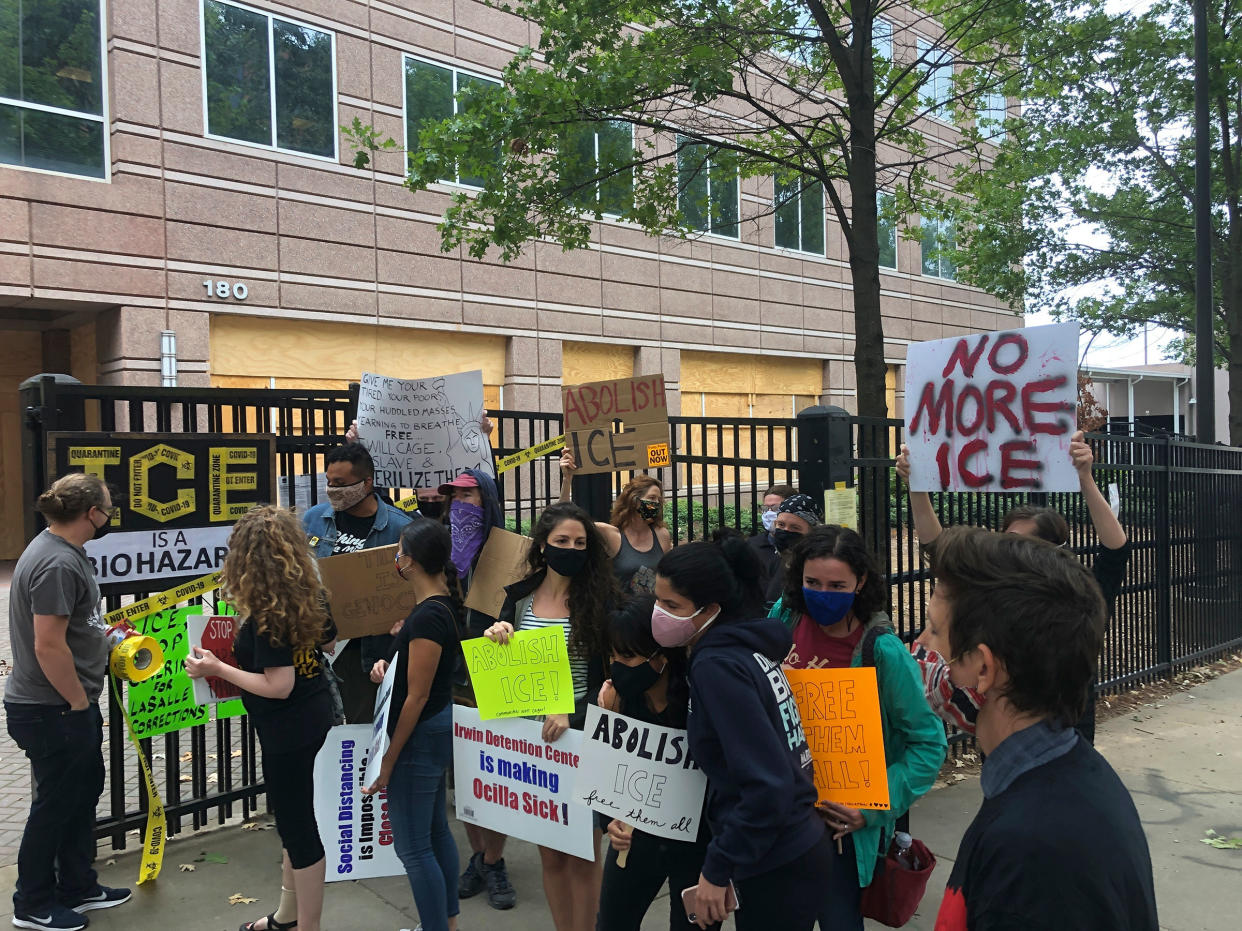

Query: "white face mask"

xmin=761 ymin=510 xmax=778 ymax=533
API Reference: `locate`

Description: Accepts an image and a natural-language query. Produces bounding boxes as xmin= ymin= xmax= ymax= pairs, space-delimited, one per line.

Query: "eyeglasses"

xmin=96 ymin=505 xmax=115 ymax=520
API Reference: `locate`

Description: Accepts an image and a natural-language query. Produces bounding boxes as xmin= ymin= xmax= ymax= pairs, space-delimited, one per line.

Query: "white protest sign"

xmin=575 ymin=706 xmax=707 ymax=843
xmin=314 ymin=724 xmax=403 ymax=881
xmin=363 ymin=658 xmax=399 ymax=791
xmin=452 ymin=705 xmax=595 ymax=860
xmin=904 ymin=322 xmax=1079 ymax=492
xmin=86 ymin=526 xmax=231 ymax=587
xmin=357 ymin=369 xmax=494 ymax=489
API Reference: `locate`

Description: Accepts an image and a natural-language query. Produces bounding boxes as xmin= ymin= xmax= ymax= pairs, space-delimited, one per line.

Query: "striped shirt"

xmin=521 ymin=602 xmax=588 ymax=701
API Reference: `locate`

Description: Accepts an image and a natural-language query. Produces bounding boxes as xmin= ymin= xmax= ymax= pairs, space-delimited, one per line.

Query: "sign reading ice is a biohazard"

xmin=49 ymin=433 xmax=277 ymax=592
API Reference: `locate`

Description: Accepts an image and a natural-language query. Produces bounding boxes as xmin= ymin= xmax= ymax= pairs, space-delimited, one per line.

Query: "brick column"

xmin=503 ymin=335 xmax=563 ymax=411
xmin=96 ymin=306 xmax=210 ymax=387
xmin=634 ymin=345 xmax=680 ymax=414
xmin=820 ymin=359 xmax=857 ymax=413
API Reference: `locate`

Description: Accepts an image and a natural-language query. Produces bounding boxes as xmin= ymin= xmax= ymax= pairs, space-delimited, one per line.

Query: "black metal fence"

xmin=16 ymin=379 xmax=1242 ymax=847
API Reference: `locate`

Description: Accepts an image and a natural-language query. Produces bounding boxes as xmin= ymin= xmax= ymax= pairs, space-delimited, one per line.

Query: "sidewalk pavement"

xmin=1 ymin=668 xmax=1239 ymax=931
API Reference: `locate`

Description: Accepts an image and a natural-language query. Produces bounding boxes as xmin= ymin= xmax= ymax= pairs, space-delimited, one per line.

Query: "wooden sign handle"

xmin=616 ymin=823 xmax=634 ymax=868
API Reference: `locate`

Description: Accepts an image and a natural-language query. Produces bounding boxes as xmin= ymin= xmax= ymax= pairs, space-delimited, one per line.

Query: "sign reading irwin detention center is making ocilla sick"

xmin=49 ymin=433 xmax=277 ymax=592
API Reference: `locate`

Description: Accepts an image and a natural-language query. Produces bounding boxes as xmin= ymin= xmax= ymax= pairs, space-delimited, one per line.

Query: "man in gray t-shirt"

xmin=6 ymin=475 xmax=131 ymax=930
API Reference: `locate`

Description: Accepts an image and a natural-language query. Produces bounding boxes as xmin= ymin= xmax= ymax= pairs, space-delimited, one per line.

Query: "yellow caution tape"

xmin=110 ymin=636 xmax=165 ymax=683
xmin=103 ymin=570 xmax=222 ymax=627
xmin=495 ymin=434 xmax=567 ymax=475
xmin=395 ymin=493 xmax=421 ymax=513
xmin=110 ymin=647 xmax=168 ymax=884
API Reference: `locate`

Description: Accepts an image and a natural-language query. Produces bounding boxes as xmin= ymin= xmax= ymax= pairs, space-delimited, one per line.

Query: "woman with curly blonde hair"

xmin=187 ymin=506 xmax=336 ymax=931
xmin=558 ymin=455 xmax=671 ymax=594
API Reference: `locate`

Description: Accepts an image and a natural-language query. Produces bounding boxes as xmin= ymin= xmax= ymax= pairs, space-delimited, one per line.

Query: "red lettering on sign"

xmin=984 ymin=380 xmax=1021 ymax=432
xmin=911 ymin=381 xmax=955 ymax=436
xmin=987 ymin=333 xmax=1029 ymax=375
xmin=942 ymin=336 xmax=990 ymax=378
xmin=955 ymin=385 xmax=986 ymax=436
xmin=1000 ymin=440 xmax=1042 ymax=489
xmin=957 ymin=439 xmax=992 ymax=487
xmin=1021 ymin=377 xmax=1073 ymax=436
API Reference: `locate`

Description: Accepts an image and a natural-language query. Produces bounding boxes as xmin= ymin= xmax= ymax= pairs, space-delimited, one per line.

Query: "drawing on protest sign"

xmin=463 ymin=626 xmax=575 ymax=720
xmin=463 ymin=528 xmax=532 ymax=621
xmin=562 ymin=375 xmax=669 ymax=475
xmin=453 ymin=705 xmax=594 ymax=859
xmin=187 ymin=615 xmax=243 ymax=706
xmin=785 ymin=667 xmax=890 ymax=810
xmin=363 ymin=658 xmax=398 ymax=791
xmin=318 ymin=544 xmax=417 ymax=639
xmin=903 ymin=322 xmax=1079 ymax=492
xmin=127 ymin=606 xmax=208 ymax=739
xmin=314 ymin=725 xmax=402 ymax=882
xmin=48 ymin=433 xmax=276 ymax=592
xmin=575 ymin=706 xmax=708 ymax=842
xmin=356 ymin=369 xmax=493 ymax=489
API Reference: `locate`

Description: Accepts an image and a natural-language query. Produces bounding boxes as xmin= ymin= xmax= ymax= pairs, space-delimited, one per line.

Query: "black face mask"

xmin=544 ymin=543 xmax=589 ymax=577
xmin=91 ymin=510 xmax=111 ymax=541
xmin=637 ymin=500 xmax=660 ymax=523
xmin=772 ymin=528 xmax=803 ymax=554
xmin=610 ymin=658 xmax=664 ymax=698
xmin=419 ymin=500 xmax=444 ymax=520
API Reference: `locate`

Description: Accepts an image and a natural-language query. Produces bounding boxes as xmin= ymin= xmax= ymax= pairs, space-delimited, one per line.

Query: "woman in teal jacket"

xmin=771 ymin=525 xmax=946 ymax=930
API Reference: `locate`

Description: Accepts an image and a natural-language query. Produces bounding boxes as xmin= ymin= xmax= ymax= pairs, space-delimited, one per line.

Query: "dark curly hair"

xmin=781 ymin=525 xmax=888 ymax=624
xmin=607 ymin=594 xmax=690 ymax=727
xmin=525 ymin=502 xmax=618 ymax=661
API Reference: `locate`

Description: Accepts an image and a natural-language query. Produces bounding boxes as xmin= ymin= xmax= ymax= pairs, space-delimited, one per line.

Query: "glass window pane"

xmin=273 ymin=19 xmax=334 ymax=157
xmin=597 ymin=120 xmax=633 ymax=215
xmin=678 ymin=139 xmax=710 ymax=232
xmin=7 ymin=0 xmax=103 ymax=115
xmin=801 ymin=179 xmax=824 ymax=255
xmin=877 ymin=191 xmax=896 ymax=269
xmin=774 ymin=176 xmax=800 ymax=250
xmin=921 ymin=217 xmax=939 ymax=276
xmin=405 ymin=58 xmax=453 ymax=168
xmin=940 ymin=220 xmax=956 ymax=280
xmin=874 ymin=19 xmax=893 ymax=62
xmin=455 ymin=72 xmax=500 ymax=187
xmin=0 ymin=103 xmax=104 ymax=176
xmin=562 ymin=122 xmax=597 ymax=209
xmin=203 ymin=0 xmax=271 ymax=146
xmin=710 ymin=154 xmax=738 ymax=238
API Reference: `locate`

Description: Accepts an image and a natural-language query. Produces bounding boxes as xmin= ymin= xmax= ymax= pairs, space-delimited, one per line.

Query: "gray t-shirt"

xmin=5 ymin=529 xmax=109 ymax=705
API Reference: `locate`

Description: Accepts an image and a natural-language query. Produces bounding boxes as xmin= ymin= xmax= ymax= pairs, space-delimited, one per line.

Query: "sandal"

xmin=239 ymin=914 xmax=297 ymax=931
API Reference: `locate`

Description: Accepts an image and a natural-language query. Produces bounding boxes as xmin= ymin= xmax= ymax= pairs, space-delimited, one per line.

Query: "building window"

xmin=774 ymin=175 xmax=824 ymax=255
xmin=0 ymin=0 xmax=107 ymax=178
xmin=404 ymin=56 xmax=501 ymax=187
xmin=565 ymin=120 xmax=634 ymax=215
xmin=977 ymin=90 xmax=1007 ymax=141
xmin=916 ymin=37 xmax=952 ymax=120
xmin=921 ymin=216 xmax=956 ymax=280
xmin=874 ymin=19 xmax=893 ymax=62
xmin=678 ymin=137 xmax=739 ymax=239
xmin=202 ymin=0 xmax=336 ymax=159
xmin=877 ymin=190 xmax=897 ymax=270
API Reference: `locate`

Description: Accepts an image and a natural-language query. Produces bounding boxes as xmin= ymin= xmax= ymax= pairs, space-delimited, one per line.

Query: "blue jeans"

xmin=387 ymin=705 xmax=459 ymax=931
xmin=6 ymin=702 xmax=105 ymax=913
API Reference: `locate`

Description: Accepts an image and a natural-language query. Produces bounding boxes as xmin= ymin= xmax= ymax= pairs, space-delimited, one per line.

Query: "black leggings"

xmin=262 ymin=728 xmax=330 ymax=869
xmin=733 ymin=829 xmax=833 ymax=931
xmin=597 ymin=829 xmax=720 ymax=931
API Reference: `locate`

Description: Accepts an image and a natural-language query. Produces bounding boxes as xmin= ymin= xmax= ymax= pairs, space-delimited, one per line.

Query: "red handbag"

xmin=859 ymin=835 xmax=936 ymax=927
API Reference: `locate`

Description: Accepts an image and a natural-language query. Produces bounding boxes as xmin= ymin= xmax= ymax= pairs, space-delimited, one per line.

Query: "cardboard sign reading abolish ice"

xmin=785 ymin=667 xmax=890 ymax=810
xmin=357 ymin=369 xmax=493 ymax=489
xmin=562 ymin=374 xmax=669 ymax=475
xmin=904 ymin=322 xmax=1079 ymax=492
xmin=453 ymin=706 xmax=595 ymax=860
xmin=463 ymin=626 xmax=575 ymax=720
xmin=314 ymin=724 xmax=402 ymax=881
xmin=575 ymin=706 xmax=708 ymax=842
xmin=318 ymin=544 xmax=416 ymax=639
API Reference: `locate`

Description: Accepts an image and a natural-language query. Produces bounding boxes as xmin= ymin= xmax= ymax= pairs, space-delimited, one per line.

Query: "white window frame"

xmin=921 ymin=215 xmax=956 ymax=280
xmin=977 ymin=90 xmax=1007 ymax=141
xmin=402 ymin=53 xmax=502 ymax=189
xmin=877 ymin=190 xmax=897 ymax=271
xmin=773 ymin=175 xmax=825 ymax=255
xmin=0 ymin=0 xmax=111 ymax=182
xmin=676 ymin=136 xmax=741 ymax=240
xmin=916 ymin=36 xmax=953 ymax=123
xmin=199 ymin=0 xmax=340 ymax=162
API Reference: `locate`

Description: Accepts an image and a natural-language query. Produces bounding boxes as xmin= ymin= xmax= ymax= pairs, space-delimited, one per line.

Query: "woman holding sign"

xmin=484 ymin=502 xmax=616 ymax=931
xmin=595 ymin=596 xmax=719 ymax=931
xmin=778 ymin=526 xmax=947 ymax=930
xmin=363 ymin=519 xmax=462 ymax=931
xmin=654 ymin=539 xmax=832 ymax=930
xmin=185 ymin=506 xmax=336 ymax=931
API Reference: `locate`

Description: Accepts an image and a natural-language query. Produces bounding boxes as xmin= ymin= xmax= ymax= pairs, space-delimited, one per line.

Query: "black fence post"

xmin=19 ymin=374 xmax=85 ymax=544
xmin=572 ymin=472 xmax=614 ymax=524
xmin=1154 ymin=434 xmax=1173 ymax=672
xmin=795 ymin=405 xmax=852 ymax=501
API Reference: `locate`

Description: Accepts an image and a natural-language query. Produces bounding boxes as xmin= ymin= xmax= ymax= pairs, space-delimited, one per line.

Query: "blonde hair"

xmin=220 ymin=505 xmax=328 ymax=650
xmin=37 ymin=473 xmax=108 ymax=523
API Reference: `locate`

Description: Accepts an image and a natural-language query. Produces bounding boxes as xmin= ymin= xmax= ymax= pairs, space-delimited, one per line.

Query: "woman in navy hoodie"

xmin=653 ymin=539 xmax=830 ymax=930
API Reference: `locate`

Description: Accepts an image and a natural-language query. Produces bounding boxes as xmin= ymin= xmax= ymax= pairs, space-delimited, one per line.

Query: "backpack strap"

xmin=859 ymin=625 xmax=888 ymax=668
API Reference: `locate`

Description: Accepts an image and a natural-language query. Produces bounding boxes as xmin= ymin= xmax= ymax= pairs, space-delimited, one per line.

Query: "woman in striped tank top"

xmin=482 ymin=502 xmax=618 ymax=931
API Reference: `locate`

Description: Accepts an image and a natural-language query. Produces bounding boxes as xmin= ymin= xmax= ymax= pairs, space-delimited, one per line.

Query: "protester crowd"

xmin=5 ymin=427 xmax=1160 ymax=931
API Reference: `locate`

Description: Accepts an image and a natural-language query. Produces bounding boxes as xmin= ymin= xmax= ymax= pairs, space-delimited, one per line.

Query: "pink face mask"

xmin=651 ymin=604 xmax=720 ymax=647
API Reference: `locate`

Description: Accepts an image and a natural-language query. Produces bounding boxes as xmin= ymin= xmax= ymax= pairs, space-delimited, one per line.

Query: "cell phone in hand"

xmin=681 ymin=881 xmax=739 ymax=924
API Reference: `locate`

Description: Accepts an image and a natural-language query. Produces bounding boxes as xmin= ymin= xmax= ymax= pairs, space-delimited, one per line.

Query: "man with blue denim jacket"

xmin=302 ymin=443 xmax=413 ymax=721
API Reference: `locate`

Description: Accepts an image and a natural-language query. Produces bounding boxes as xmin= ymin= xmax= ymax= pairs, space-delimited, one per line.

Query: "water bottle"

xmin=893 ymin=831 xmax=921 ymax=871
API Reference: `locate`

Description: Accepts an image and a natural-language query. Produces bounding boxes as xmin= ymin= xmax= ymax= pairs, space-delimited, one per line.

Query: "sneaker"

xmin=63 ymin=886 xmax=132 ymax=914
xmin=484 ymin=857 xmax=516 ymax=910
xmin=11 ymin=904 xmax=88 ymax=931
xmin=458 ymin=851 xmax=486 ymax=899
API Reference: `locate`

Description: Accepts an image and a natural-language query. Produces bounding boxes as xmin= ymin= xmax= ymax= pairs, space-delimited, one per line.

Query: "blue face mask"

xmin=803 ymin=587 xmax=856 ymax=627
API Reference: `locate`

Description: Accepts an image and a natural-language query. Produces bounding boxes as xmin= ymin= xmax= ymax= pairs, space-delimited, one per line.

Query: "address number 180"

xmin=202 ymin=280 xmax=248 ymax=300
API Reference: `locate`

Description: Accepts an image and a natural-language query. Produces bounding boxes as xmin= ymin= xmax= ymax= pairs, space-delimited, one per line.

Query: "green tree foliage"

xmin=956 ymin=0 xmax=1242 ymax=444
